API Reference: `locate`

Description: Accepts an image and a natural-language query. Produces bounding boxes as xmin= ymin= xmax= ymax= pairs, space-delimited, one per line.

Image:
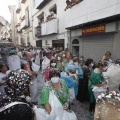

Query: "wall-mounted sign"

xmin=82 ymin=24 xmax=105 ymax=35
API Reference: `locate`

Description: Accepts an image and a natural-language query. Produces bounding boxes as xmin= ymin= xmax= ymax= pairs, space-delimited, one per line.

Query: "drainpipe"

xmin=69 ymin=30 xmax=72 ymax=53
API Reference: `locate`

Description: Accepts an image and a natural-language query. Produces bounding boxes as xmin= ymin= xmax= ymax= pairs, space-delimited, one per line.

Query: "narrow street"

xmin=0 ymin=0 xmax=120 ymax=120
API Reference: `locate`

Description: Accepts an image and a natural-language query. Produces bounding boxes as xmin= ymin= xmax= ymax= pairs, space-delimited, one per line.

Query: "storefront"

xmin=39 ymin=32 xmax=67 ymax=48
xmin=82 ymin=34 xmax=114 ymax=61
xmin=52 ymin=39 xmax=64 ymax=49
xmin=70 ymin=22 xmax=120 ymax=61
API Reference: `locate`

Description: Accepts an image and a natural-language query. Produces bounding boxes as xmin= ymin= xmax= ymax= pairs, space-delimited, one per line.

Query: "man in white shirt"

xmin=35 ymin=48 xmax=40 ymax=65
xmin=22 ymin=52 xmax=39 ymax=103
xmin=0 ymin=63 xmax=8 ymax=96
xmin=42 ymin=52 xmax=52 ymax=73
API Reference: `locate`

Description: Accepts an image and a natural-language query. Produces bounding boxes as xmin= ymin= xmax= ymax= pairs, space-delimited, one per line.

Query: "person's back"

xmin=7 ymin=54 xmax=21 ymax=70
xmin=0 ymin=49 xmax=7 ymax=64
xmin=0 ymin=69 xmax=34 ymax=120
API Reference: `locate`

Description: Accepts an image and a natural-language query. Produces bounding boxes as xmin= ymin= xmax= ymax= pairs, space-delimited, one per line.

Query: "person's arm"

xmin=41 ymin=87 xmax=51 ymax=114
xmin=40 ymin=53 xmax=42 ymax=59
xmin=64 ymin=6 xmax=68 ymax=11
xmin=7 ymin=57 xmax=9 ymax=66
xmin=0 ymin=82 xmax=5 ymax=86
xmin=24 ymin=64 xmax=37 ymax=76
xmin=96 ymin=81 xmax=107 ymax=87
xmin=44 ymin=103 xmax=51 ymax=114
xmin=91 ymin=73 xmax=107 ymax=87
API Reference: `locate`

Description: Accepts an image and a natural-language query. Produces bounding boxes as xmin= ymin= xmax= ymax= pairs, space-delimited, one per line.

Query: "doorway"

xmin=72 ymin=46 xmax=79 ymax=57
xmin=72 ymin=39 xmax=79 ymax=57
xmin=36 ymin=40 xmax=42 ymax=47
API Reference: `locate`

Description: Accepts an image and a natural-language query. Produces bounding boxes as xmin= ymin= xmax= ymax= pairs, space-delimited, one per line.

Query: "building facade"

xmin=0 ymin=16 xmax=11 ymax=41
xmin=31 ymin=0 xmax=68 ymax=48
xmin=65 ymin=0 xmax=120 ymax=61
xmin=15 ymin=0 xmax=35 ymax=46
xmin=9 ymin=5 xmax=18 ymax=45
xmin=12 ymin=0 xmax=120 ymax=61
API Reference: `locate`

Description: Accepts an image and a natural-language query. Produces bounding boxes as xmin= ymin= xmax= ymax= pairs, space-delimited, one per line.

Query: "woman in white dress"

xmin=34 ymin=69 xmax=77 ymax=120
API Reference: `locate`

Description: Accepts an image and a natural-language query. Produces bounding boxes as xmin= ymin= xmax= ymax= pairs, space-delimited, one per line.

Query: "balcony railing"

xmin=65 ymin=0 xmax=120 ymax=29
xmin=16 ymin=1 xmax=21 ymax=14
xmin=21 ymin=0 xmax=26 ymax=4
xmin=35 ymin=26 xmax=41 ymax=37
xmin=41 ymin=19 xmax=58 ymax=35
xmin=36 ymin=0 xmax=51 ymax=9
xmin=20 ymin=18 xmax=28 ymax=30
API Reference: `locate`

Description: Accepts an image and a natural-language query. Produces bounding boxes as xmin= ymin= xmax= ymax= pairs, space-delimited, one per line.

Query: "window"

xmin=49 ymin=4 xmax=57 ymax=14
xmin=37 ymin=12 xmax=44 ymax=25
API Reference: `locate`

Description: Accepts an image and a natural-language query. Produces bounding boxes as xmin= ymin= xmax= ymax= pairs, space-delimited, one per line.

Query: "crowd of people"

xmin=46 ymin=12 xmax=57 ymax=22
xmin=0 ymin=45 xmax=120 ymax=120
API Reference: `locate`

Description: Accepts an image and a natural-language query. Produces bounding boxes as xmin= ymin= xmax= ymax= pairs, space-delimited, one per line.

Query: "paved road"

xmin=71 ymin=100 xmax=94 ymax=120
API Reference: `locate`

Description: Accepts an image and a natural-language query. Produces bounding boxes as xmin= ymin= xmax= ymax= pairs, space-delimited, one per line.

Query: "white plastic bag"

xmin=34 ymin=108 xmax=47 ymax=120
xmin=35 ymin=55 xmax=40 ymax=65
xmin=92 ymin=86 xmax=106 ymax=100
xmin=34 ymin=91 xmax=77 ymax=120
xmin=103 ymin=64 xmax=120 ymax=91
xmin=69 ymin=88 xmax=75 ymax=102
xmin=92 ymin=86 xmax=106 ymax=93
xmin=32 ymin=62 xmax=40 ymax=73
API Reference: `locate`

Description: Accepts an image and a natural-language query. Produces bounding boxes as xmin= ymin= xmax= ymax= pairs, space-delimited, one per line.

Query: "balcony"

xmin=66 ymin=0 xmax=120 ymax=29
xmin=35 ymin=26 xmax=41 ymax=38
xmin=41 ymin=19 xmax=58 ymax=35
xmin=20 ymin=18 xmax=28 ymax=30
xmin=16 ymin=1 xmax=21 ymax=14
xmin=36 ymin=0 xmax=51 ymax=9
xmin=21 ymin=0 xmax=26 ymax=4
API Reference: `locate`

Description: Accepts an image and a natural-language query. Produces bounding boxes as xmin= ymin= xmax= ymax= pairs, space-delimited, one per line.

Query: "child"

xmin=0 ymin=63 xmax=7 ymax=96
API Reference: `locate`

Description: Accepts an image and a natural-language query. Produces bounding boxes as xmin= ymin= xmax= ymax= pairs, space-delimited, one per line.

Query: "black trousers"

xmin=77 ymin=78 xmax=89 ymax=102
xmin=0 ymin=104 xmax=34 ymax=120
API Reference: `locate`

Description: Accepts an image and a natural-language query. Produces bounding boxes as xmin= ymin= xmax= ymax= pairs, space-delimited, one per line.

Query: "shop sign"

xmin=82 ymin=25 xmax=105 ymax=35
xmin=52 ymin=40 xmax=64 ymax=44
